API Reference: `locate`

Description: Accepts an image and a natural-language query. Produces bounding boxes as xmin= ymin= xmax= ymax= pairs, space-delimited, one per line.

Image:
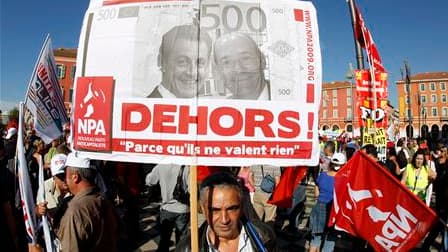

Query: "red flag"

xmin=354 ymin=5 xmax=385 ymax=74
xmin=328 ymin=152 xmax=437 ymax=251
xmin=268 ymin=166 xmax=307 ymax=208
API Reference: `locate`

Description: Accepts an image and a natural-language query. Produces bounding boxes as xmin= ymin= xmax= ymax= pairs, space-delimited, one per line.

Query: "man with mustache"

xmin=176 ymin=172 xmax=275 ymax=251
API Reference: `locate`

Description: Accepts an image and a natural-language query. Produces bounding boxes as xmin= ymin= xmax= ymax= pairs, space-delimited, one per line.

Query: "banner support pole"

xmin=189 ymin=165 xmax=198 ymax=252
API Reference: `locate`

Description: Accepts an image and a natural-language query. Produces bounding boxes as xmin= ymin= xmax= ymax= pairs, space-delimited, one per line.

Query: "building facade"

xmin=53 ymin=48 xmax=77 ymax=114
xmin=396 ymin=72 xmax=448 ymax=140
xmin=319 ymin=81 xmax=359 ymax=137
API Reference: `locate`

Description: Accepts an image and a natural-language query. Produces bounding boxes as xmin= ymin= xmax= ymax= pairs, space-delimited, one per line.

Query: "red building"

xmin=396 ymin=71 xmax=448 ymax=140
xmin=54 ymin=48 xmax=77 ymax=114
xmin=319 ymin=81 xmax=359 ymax=137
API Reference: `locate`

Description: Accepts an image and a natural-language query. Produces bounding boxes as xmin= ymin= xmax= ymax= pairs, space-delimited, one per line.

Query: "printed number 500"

xmin=201 ymin=4 xmax=266 ymax=32
xmin=278 ymin=89 xmax=291 ymax=95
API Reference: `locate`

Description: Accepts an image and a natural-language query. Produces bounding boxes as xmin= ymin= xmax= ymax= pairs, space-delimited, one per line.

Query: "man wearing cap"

xmin=309 ymin=152 xmax=346 ymax=252
xmin=57 ymin=153 xmax=118 ymax=251
xmin=36 ymin=154 xmax=71 ymax=221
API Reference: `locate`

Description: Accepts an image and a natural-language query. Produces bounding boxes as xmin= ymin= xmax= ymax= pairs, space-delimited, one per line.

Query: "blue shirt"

xmin=316 ymin=172 xmax=335 ymax=203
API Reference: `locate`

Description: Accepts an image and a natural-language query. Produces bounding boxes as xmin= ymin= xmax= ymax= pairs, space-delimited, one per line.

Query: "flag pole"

xmin=347 ymin=0 xmax=364 ymax=70
xmin=189 ymin=165 xmax=198 ymax=252
xmin=347 ymin=0 xmax=365 ymax=143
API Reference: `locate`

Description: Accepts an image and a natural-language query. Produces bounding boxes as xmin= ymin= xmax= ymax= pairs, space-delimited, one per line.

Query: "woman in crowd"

xmin=309 ymin=152 xmax=346 ymax=252
xmin=401 ymin=149 xmax=436 ymax=201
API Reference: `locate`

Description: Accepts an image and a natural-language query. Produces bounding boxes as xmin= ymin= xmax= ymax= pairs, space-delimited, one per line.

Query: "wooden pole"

xmin=189 ymin=166 xmax=198 ymax=251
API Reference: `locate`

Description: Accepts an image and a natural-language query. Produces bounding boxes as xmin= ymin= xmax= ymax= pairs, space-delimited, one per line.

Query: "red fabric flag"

xmin=268 ymin=166 xmax=307 ymax=208
xmin=328 ymin=151 xmax=438 ymax=251
xmin=354 ymin=5 xmax=385 ymax=74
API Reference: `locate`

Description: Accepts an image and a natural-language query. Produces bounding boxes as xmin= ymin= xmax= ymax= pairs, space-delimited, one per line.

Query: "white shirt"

xmin=257 ymin=84 xmax=270 ymax=100
xmin=206 ymin=224 xmax=254 ymax=252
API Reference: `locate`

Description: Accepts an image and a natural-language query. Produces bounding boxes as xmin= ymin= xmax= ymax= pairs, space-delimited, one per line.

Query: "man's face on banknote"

xmin=162 ymin=38 xmax=209 ymax=98
xmin=215 ymin=33 xmax=265 ymax=100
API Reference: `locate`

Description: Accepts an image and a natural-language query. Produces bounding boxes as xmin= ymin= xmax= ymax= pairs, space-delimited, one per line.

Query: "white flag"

xmin=17 ymin=102 xmax=37 ymax=244
xmin=37 ymin=155 xmax=57 ymax=252
xmin=25 ymin=34 xmax=69 ymax=144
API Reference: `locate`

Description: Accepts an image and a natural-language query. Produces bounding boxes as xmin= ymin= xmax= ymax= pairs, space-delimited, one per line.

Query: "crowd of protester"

xmin=1 ymin=122 xmax=448 ymax=251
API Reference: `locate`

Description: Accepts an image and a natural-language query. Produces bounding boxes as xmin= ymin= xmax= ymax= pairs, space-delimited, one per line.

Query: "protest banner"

xmin=16 ymin=103 xmax=37 ymax=244
xmin=355 ymin=70 xmax=388 ymax=99
xmin=329 ymin=151 xmax=437 ymax=251
xmin=25 ymin=35 xmax=69 ymax=144
xmin=71 ymin=0 xmax=322 ymax=166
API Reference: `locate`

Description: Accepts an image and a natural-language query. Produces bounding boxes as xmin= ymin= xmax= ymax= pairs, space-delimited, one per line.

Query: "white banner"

xmin=72 ymin=0 xmax=322 ymax=166
xmin=25 ymin=35 xmax=69 ymax=144
xmin=17 ymin=103 xmax=37 ymax=244
xmin=37 ymin=155 xmax=57 ymax=252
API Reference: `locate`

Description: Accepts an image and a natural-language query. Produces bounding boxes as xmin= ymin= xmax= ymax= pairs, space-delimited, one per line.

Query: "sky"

xmin=1 ymin=0 xmax=447 ymax=113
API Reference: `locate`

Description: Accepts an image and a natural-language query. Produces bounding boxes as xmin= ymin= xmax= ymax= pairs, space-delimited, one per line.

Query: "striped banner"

xmin=25 ymin=34 xmax=69 ymax=144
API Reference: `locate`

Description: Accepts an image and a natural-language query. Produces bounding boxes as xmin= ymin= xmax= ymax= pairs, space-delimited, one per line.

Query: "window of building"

xmin=56 ymin=64 xmax=66 ymax=79
xmin=70 ymin=65 xmax=76 ymax=80
xmin=347 ymin=108 xmax=352 ymax=119
xmin=422 ymin=107 xmax=428 ymax=117
xmin=332 ymin=89 xmax=337 ymax=97
xmin=430 ymin=82 xmax=436 ymax=91
xmin=405 ymin=95 xmax=410 ymax=104
xmin=407 ymin=109 xmax=411 ymax=119
xmin=441 ymin=82 xmax=446 ymax=91
xmin=432 ymin=107 xmax=437 ymax=117
xmin=431 ymin=94 xmax=437 ymax=103
xmin=323 ymin=90 xmax=327 ymax=97
xmin=442 ymin=107 xmax=448 ymax=117
xmin=323 ymin=98 xmax=327 ymax=108
xmin=405 ymin=84 xmax=410 ymax=93
xmin=69 ymin=89 xmax=73 ymax=102
xmin=420 ymin=83 xmax=425 ymax=91
xmin=347 ymin=88 xmax=352 ymax=97
xmin=333 ymin=109 xmax=338 ymax=118
xmin=442 ymin=94 xmax=447 ymax=103
xmin=332 ymin=98 xmax=338 ymax=106
xmin=421 ymin=95 xmax=427 ymax=104
xmin=347 ymin=97 xmax=352 ymax=106
xmin=323 ymin=109 xmax=327 ymax=119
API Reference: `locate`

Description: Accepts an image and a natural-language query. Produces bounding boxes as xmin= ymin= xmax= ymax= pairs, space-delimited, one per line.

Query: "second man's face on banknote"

xmin=162 ymin=38 xmax=210 ymax=98
xmin=214 ymin=34 xmax=265 ymax=100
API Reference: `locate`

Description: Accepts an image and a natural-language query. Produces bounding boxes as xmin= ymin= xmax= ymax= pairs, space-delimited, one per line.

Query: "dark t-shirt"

xmin=434 ymin=159 xmax=448 ymax=212
xmin=383 ymin=159 xmax=401 ymax=180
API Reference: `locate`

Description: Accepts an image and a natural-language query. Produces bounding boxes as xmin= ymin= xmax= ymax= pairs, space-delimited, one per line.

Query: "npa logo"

xmin=337 ymin=184 xmax=418 ymax=251
xmin=73 ymin=77 xmax=114 ymax=152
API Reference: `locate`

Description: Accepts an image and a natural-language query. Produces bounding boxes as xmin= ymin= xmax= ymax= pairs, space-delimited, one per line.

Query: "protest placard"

xmin=72 ymin=0 xmax=322 ymax=166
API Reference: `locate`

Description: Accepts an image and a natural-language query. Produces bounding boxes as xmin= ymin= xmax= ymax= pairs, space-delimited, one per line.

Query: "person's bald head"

xmin=214 ymin=33 xmax=266 ymax=100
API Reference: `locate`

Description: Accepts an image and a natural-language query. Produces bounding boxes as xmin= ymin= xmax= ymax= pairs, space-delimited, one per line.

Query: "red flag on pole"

xmin=328 ymin=151 xmax=437 ymax=251
xmin=268 ymin=166 xmax=307 ymax=208
xmin=354 ymin=5 xmax=385 ymax=74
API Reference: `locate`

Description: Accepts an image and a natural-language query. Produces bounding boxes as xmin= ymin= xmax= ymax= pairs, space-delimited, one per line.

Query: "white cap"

xmin=50 ymin=154 xmax=67 ymax=176
xmin=331 ymin=152 xmax=347 ymax=171
xmin=64 ymin=153 xmax=91 ymax=169
xmin=4 ymin=128 xmax=17 ymax=139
